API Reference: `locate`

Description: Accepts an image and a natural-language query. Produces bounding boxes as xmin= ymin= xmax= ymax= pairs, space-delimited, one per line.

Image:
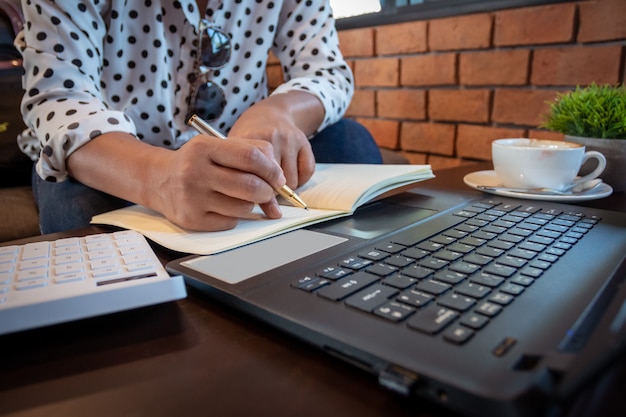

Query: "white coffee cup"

xmin=492 ymin=138 xmax=606 ymax=191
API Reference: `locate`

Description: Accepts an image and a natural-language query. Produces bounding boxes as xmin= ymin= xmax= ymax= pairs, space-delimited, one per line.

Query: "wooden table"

xmin=1 ymin=163 xmax=624 ymax=417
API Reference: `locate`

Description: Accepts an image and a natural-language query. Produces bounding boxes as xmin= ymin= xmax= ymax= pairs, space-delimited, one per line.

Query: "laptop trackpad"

xmin=180 ymin=230 xmax=348 ymax=284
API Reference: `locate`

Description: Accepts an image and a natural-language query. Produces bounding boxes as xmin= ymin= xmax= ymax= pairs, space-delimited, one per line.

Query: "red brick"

xmin=460 ymin=50 xmax=529 ymax=86
xmin=429 ymin=14 xmax=492 ymax=51
xmin=579 ymin=0 xmax=626 ymax=42
xmin=401 ymin=54 xmax=457 ymax=86
xmin=532 ymin=45 xmax=622 ymax=86
xmin=492 ymin=89 xmax=563 ymax=127
xmin=354 ymin=58 xmax=399 ymax=87
xmin=377 ymin=90 xmax=426 ymax=120
xmin=457 ymin=124 xmax=526 ymax=160
xmin=376 ymin=21 xmax=427 ymax=55
xmin=355 ymin=118 xmax=399 ymax=149
xmin=404 ymin=152 xmax=428 ymax=165
xmin=346 ymin=89 xmax=375 ymax=117
xmin=429 ymin=89 xmax=491 ymax=123
xmin=338 ymin=28 xmax=375 ymax=58
xmin=494 ymin=4 xmax=576 ymax=46
xmin=400 ymin=122 xmax=455 ymax=155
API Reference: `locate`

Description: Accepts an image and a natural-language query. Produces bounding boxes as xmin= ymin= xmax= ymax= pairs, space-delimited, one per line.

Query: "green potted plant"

xmin=541 ymin=83 xmax=626 ymax=192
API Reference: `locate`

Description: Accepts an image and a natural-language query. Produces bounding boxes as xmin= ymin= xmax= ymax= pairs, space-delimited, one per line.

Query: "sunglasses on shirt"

xmin=187 ymin=19 xmax=231 ymax=122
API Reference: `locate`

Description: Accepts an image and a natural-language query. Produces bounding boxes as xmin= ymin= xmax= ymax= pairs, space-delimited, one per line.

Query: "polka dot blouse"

xmin=16 ymin=0 xmax=354 ymax=182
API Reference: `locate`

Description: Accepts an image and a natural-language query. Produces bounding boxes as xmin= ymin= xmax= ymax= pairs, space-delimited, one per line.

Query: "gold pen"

xmin=187 ymin=114 xmax=309 ymax=210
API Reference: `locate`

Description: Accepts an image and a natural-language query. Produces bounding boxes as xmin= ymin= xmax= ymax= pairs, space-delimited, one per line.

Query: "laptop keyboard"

xmin=291 ymin=198 xmax=599 ymax=345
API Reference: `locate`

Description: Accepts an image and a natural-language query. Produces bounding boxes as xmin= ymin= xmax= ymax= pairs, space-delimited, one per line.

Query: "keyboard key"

xmin=443 ymin=325 xmax=474 ymax=344
xmin=17 ymin=268 xmax=48 ymax=281
xmin=384 ymin=255 xmax=415 ymax=268
xmin=0 ymin=245 xmax=18 ymax=256
xmin=16 ymin=279 xmax=48 ymax=290
xmin=470 ymin=272 xmax=504 ymax=287
xmin=54 ymin=254 xmax=82 ymax=265
xmin=460 ymin=313 xmax=489 ymax=330
xmin=456 ymin=281 xmax=491 ymax=299
xmin=433 ymin=270 xmax=466 ymax=285
xmin=55 ymin=263 xmax=84 ymax=276
xmin=418 ymin=257 xmax=449 ymax=270
xmin=292 ymin=276 xmax=330 ymax=292
xmin=500 ymin=283 xmax=525 ymax=296
xmin=366 ymin=263 xmax=398 ymax=277
xmin=449 ymin=261 xmax=480 ymax=275
xmin=339 ymin=257 xmax=373 ymax=270
xmin=22 ymin=242 xmax=50 ymax=260
xmin=483 ymin=263 xmax=516 ymax=278
xmin=345 ymin=284 xmax=398 ymax=312
xmin=402 ymin=265 xmax=434 ymax=279
xmin=408 ymin=304 xmax=458 ymax=335
xmin=415 ymin=279 xmax=451 ymax=295
xmin=317 ymin=272 xmax=378 ymax=301
xmin=397 ymin=289 xmax=433 ymax=308
xmin=489 ymin=292 xmax=515 ymax=305
xmin=382 ymin=274 xmax=417 ymax=289
xmin=438 ymin=292 xmax=476 ymax=312
xmin=376 ymin=242 xmax=406 ymax=254
xmin=359 ymin=249 xmax=389 ymax=262
xmin=475 ymin=301 xmax=502 ymax=317
xmin=375 ymin=301 xmax=415 ymax=322
xmin=463 ymin=254 xmax=493 ymax=266
xmin=511 ymin=275 xmax=535 ymax=286
xmin=318 ymin=266 xmax=351 ymax=280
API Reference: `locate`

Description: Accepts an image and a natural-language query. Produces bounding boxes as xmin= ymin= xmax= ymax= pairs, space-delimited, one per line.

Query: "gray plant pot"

xmin=565 ymin=135 xmax=626 ymax=193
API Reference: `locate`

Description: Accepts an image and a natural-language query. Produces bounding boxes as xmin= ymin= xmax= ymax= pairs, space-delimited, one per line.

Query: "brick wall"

xmin=268 ymin=0 xmax=626 ymax=170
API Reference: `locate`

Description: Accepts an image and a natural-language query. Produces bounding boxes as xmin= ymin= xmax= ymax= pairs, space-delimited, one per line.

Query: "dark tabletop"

xmin=1 ymin=162 xmax=624 ymax=417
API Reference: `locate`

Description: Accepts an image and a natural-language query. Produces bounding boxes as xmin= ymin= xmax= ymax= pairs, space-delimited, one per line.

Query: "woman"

xmin=17 ymin=0 xmax=382 ymax=233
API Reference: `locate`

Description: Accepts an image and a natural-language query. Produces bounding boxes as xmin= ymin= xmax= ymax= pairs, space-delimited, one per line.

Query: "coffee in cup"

xmin=492 ymin=138 xmax=606 ymax=191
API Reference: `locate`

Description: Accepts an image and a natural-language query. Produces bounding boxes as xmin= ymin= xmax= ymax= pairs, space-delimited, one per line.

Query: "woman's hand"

xmin=228 ymin=91 xmax=323 ymax=189
xmin=68 ymin=132 xmax=287 ymax=232
xmin=154 ymin=135 xmax=287 ymax=231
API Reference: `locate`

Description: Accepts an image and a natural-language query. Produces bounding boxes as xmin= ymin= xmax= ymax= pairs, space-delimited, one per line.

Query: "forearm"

xmin=66 ymin=133 xmax=170 ymax=210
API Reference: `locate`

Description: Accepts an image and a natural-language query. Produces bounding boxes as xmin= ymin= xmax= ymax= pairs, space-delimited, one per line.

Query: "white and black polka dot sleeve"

xmin=17 ymin=1 xmax=137 ymax=182
xmin=270 ymin=0 xmax=354 ymax=132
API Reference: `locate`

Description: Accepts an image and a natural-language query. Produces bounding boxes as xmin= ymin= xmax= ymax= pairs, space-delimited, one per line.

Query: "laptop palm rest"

xmin=180 ymin=230 xmax=348 ymax=284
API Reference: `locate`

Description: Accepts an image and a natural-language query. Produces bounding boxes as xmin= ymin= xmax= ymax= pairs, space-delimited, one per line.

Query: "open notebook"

xmin=91 ymin=164 xmax=434 ymax=255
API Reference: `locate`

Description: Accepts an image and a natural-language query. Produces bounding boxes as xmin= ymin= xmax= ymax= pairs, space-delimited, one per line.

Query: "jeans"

xmin=32 ymin=118 xmax=383 ymax=234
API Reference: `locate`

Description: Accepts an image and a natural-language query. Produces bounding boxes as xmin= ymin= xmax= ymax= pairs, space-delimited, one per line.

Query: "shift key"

xmin=317 ymin=271 xmax=379 ymax=301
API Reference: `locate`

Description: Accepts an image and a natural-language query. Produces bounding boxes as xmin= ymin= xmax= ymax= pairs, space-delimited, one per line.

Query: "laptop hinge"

xmin=378 ymin=365 xmax=420 ymax=396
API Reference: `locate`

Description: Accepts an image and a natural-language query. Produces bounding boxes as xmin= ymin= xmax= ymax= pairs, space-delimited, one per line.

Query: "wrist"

xmin=265 ymin=91 xmax=325 ymax=137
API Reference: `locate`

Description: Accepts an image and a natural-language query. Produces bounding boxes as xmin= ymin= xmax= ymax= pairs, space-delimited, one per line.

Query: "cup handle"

xmin=572 ymin=151 xmax=606 ymax=187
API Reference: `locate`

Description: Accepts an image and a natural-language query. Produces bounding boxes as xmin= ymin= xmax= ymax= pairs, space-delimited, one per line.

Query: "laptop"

xmin=166 ymin=176 xmax=626 ymax=417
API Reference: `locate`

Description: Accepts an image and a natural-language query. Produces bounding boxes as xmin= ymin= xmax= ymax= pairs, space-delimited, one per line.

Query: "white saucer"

xmin=463 ymin=170 xmax=613 ymax=202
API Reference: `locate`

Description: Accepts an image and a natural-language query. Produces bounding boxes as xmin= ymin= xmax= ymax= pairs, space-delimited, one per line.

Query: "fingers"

xmin=160 ymin=136 xmax=285 ymax=232
xmin=208 ymin=137 xmax=287 ymax=192
xmin=297 ymin=143 xmax=316 ymax=187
